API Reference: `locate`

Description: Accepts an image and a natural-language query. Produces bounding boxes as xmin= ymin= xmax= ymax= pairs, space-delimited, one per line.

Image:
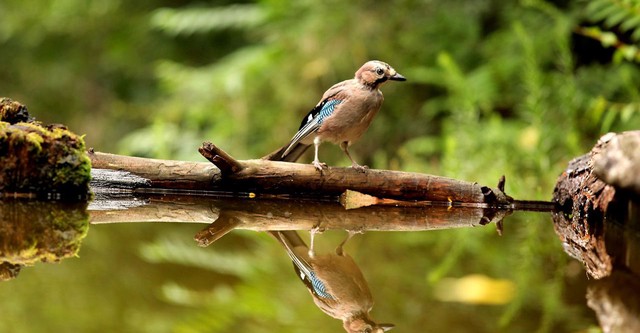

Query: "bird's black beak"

xmin=389 ymin=73 xmax=406 ymax=81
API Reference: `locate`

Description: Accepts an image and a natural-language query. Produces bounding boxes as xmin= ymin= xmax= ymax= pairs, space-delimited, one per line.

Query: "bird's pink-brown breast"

xmin=317 ymin=84 xmax=384 ymax=144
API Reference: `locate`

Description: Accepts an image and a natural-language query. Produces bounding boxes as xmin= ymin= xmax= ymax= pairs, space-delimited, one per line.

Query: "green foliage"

xmin=586 ymin=0 xmax=640 ymax=41
xmin=581 ymin=0 xmax=640 ymax=63
xmin=150 ymin=4 xmax=266 ymax=36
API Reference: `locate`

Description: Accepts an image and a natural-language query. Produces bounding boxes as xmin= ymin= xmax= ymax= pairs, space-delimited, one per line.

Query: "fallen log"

xmin=89 ymin=142 xmax=555 ymax=210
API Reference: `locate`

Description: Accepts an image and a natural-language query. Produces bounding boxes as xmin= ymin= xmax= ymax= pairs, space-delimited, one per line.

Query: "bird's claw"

xmin=346 ymin=228 xmax=365 ymax=235
xmin=308 ymin=226 xmax=325 ymax=257
xmin=351 ymin=164 xmax=368 ymax=173
xmin=312 ymin=160 xmax=328 ymax=172
xmin=310 ymin=225 xmax=326 ymax=236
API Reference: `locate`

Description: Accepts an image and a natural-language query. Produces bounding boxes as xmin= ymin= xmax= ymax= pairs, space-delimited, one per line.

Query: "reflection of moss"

xmin=0 ymin=262 xmax=21 ymax=281
xmin=0 ymin=98 xmax=91 ymax=196
xmin=0 ymin=200 xmax=89 ymax=280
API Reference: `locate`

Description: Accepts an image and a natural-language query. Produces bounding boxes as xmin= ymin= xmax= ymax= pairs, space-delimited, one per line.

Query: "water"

xmin=1 ymin=193 xmax=628 ymax=332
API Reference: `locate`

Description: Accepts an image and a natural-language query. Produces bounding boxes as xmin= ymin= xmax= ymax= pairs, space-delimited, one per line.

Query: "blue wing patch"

xmin=282 ymin=98 xmax=343 ymax=157
xmin=299 ymin=98 xmax=342 ymax=130
xmin=308 ymin=271 xmax=334 ymax=299
xmin=295 ymin=265 xmax=334 ymax=300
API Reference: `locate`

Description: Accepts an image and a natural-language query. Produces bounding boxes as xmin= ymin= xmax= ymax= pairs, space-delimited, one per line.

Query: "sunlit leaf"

xmin=150 ymin=4 xmax=265 ymax=35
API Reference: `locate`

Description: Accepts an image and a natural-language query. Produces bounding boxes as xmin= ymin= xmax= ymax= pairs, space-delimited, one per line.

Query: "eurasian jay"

xmin=270 ymin=230 xmax=394 ymax=333
xmin=264 ymin=61 xmax=405 ymax=171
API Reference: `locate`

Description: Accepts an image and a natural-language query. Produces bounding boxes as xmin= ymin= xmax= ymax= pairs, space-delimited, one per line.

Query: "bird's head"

xmin=355 ymin=60 xmax=406 ymax=89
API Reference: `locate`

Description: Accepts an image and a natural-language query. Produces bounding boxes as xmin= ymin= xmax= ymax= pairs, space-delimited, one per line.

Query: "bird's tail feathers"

xmin=262 ymin=143 xmax=310 ymax=162
xmin=268 ymin=231 xmax=307 ymax=250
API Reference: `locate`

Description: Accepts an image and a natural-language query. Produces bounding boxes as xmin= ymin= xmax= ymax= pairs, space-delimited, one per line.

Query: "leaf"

xmin=150 ymin=4 xmax=265 ymax=36
xmin=633 ymin=26 xmax=640 ymax=40
xmin=600 ymin=109 xmax=617 ymax=134
xmin=589 ymin=3 xmax=624 ymax=22
xmin=586 ymin=0 xmax=613 ymax=16
xmin=604 ymin=8 xmax=630 ymax=27
xmin=619 ymin=13 xmax=640 ymax=33
xmin=620 ymin=103 xmax=637 ymax=122
xmin=621 ymin=44 xmax=639 ymax=61
xmin=600 ymin=31 xmax=619 ymax=47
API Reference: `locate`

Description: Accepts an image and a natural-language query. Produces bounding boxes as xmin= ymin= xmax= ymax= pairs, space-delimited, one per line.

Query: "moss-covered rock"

xmin=0 ymin=98 xmax=91 ymax=197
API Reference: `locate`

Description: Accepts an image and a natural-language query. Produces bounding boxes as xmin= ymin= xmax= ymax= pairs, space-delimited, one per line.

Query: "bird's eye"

xmin=375 ymin=68 xmax=384 ymax=76
xmin=363 ymin=328 xmax=372 ymax=333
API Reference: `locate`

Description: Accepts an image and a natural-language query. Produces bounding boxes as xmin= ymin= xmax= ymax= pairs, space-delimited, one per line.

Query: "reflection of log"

xmin=587 ymin=271 xmax=640 ymax=333
xmin=90 ymin=194 xmax=508 ymax=230
xmin=88 ymin=194 xmax=510 ymax=246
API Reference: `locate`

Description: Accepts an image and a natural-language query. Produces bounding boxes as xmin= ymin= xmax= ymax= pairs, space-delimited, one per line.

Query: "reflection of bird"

xmin=263 ymin=61 xmax=406 ymax=171
xmin=270 ymin=230 xmax=394 ymax=333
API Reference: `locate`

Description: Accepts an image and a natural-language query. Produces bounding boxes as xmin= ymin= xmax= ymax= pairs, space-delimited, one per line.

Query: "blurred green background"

xmin=1 ymin=0 xmax=639 ymax=332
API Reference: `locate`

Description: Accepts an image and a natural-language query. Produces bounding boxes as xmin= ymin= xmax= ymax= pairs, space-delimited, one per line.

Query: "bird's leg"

xmin=336 ymin=230 xmax=358 ymax=256
xmin=312 ymin=137 xmax=327 ymax=171
xmin=308 ymin=226 xmax=324 ymax=258
xmin=340 ymin=141 xmax=367 ymax=172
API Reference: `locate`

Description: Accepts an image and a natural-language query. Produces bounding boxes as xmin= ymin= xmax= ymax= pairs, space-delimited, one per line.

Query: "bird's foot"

xmin=351 ymin=163 xmax=368 ymax=173
xmin=308 ymin=226 xmax=325 ymax=257
xmin=336 ymin=229 xmax=363 ymax=256
xmin=312 ymin=160 xmax=328 ymax=172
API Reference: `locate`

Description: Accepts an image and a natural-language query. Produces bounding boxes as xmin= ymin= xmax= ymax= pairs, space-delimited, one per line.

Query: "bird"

xmin=269 ymin=230 xmax=394 ymax=333
xmin=263 ymin=60 xmax=406 ymax=172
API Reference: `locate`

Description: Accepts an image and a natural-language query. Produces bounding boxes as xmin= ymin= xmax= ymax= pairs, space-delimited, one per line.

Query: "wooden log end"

xmin=339 ymin=190 xmax=380 ymax=210
xmin=199 ymin=142 xmax=244 ymax=175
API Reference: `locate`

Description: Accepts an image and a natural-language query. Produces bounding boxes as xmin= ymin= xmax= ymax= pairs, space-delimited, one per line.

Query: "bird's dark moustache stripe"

xmin=372 ymin=76 xmax=388 ymax=87
xmin=365 ymin=76 xmax=389 ymax=89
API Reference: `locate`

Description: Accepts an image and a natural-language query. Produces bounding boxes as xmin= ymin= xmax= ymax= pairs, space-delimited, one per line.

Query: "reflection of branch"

xmin=89 ymin=193 xmax=511 ymax=234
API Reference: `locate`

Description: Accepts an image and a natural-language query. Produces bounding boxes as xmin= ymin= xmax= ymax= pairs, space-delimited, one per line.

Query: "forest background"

xmin=1 ymin=0 xmax=639 ymax=332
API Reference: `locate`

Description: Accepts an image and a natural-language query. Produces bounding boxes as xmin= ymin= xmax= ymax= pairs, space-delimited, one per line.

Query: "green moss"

xmin=0 ymin=103 xmax=91 ymax=196
xmin=25 ymin=131 xmax=44 ymax=152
